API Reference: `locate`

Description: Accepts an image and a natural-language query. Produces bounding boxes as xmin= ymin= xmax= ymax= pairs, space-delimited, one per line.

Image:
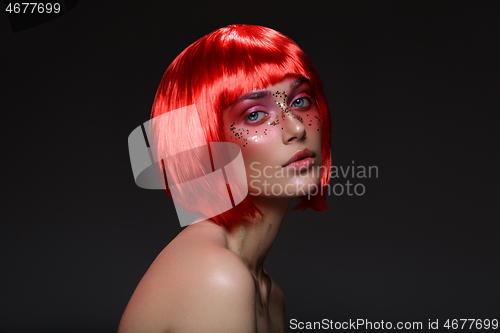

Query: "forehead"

xmin=267 ymin=76 xmax=306 ymax=91
xmin=264 ymin=76 xmax=310 ymax=99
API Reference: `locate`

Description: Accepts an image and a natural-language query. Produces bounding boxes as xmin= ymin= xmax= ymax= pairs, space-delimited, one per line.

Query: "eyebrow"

xmin=233 ymin=91 xmax=270 ymax=106
xmin=290 ymin=78 xmax=306 ymax=89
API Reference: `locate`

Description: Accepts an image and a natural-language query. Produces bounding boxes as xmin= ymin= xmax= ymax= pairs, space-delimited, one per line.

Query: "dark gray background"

xmin=1 ymin=1 xmax=498 ymax=332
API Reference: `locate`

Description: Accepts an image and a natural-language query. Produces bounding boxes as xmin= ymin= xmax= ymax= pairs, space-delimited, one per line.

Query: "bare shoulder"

xmin=118 ymin=222 xmax=256 ymax=333
xmin=270 ymin=275 xmax=285 ymax=307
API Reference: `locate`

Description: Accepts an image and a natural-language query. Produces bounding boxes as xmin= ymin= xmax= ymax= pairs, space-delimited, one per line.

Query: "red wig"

xmin=151 ymin=24 xmax=331 ymax=228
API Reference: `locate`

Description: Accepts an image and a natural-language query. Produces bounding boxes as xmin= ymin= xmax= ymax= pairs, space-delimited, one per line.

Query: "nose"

xmin=282 ymin=109 xmax=306 ymax=144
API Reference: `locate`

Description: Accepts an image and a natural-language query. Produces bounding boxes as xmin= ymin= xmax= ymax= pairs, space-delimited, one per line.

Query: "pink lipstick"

xmin=283 ymin=149 xmax=316 ymax=170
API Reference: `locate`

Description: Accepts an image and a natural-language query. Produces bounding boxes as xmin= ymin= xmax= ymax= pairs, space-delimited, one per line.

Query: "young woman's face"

xmin=223 ymin=76 xmax=323 ymax=197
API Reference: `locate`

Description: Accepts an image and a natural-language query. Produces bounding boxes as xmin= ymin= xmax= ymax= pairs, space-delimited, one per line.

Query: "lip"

xmin=283 ymin=148 xmax=316 ymax=169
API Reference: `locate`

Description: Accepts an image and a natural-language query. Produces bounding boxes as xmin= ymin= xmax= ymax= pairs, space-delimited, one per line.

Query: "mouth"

xmin=283 ymin=148 xmax=316 ymax=169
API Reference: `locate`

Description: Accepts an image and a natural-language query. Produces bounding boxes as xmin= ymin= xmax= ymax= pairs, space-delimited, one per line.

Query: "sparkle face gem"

xmin=230 ymin=122 xmax=249 ymax=145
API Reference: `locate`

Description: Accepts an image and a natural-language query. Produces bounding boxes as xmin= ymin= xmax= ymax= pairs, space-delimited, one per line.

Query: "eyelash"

xmin=291 ymin=96 xmax=312 ymax=109
xmin=245 ymin=111 xmax=268 ymax=123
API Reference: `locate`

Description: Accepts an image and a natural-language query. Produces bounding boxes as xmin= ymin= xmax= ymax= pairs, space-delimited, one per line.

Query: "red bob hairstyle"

xmin=151 ymin=24 xmax=331 ymax=228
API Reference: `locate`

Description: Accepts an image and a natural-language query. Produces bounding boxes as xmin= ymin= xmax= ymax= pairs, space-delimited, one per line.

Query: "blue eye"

xmin=246 ymin=111 xmax=266 ymax=122
xmin=291 ymin=97 xmax=311 ymax=108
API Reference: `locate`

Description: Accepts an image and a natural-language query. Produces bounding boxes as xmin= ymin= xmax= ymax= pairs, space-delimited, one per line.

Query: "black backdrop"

xmin=1 ymin=1 xmax=499 ymax=332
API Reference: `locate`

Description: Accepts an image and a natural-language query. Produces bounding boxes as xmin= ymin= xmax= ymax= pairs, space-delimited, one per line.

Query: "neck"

xmin=223 ymin=196 xmax=291 ymax=281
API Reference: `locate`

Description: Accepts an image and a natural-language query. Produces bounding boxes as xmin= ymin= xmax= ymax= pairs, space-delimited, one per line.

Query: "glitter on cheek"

xmin=228 ymin=121 xmax=273 ymax=147
xmin=314 ymin=115 xmax=322 ymax=130
xmin=268 ymin=115 xmax=280 ymax=127
xmin=229 ymin=122 xmax=251 ymax=147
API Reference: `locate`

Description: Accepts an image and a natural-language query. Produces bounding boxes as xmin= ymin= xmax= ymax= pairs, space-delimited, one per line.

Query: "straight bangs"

xmin=151 ymin=25 xmax=331 ymax=228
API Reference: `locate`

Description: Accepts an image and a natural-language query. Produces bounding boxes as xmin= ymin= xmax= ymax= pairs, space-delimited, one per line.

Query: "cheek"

xmin=229 ymin=122 xmax=274 ymax=148
xmin=304 ymin=113 xmax=322 ymax=132
xmin=240 ymin=136 xmax=276 ymax=181
xmin=240 ymin=129 xmax=279 ymax=161
xmin=228 ymin=122 xmax=251 ymax=147
xmin=232 ymin=128 xmax=281 ymax=176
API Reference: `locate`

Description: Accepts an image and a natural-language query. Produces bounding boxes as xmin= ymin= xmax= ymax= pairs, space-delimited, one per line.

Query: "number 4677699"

xmin=444 ymin=319 xmax=498 ymax=330
xmin=5 ymin=3 xmax=61 ymax=14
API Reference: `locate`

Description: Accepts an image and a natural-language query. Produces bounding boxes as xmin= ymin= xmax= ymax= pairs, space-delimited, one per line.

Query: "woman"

xmin=119 ymin=24 xmax=331 ymax=333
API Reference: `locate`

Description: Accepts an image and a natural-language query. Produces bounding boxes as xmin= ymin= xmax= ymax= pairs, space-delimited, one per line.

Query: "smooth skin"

xmin=118 ymin=77 xmax=322 ymax=333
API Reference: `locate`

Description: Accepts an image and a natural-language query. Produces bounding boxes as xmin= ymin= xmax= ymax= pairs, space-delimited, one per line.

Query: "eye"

xmin=291 ymin=97 xmax=311 ymax=109
xmin=246 ymin=111 xmax=267 ymax=123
